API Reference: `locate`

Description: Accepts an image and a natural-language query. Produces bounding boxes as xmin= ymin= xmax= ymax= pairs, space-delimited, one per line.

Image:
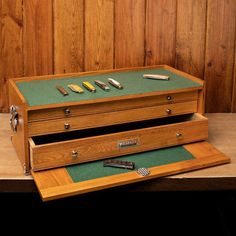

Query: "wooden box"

xmin=8 ymin=65 xmax=230 ymax=200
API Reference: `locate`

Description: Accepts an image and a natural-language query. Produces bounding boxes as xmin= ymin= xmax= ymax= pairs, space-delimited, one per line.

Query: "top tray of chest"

xmin=12 ymin=65 xmax=203 ymax=137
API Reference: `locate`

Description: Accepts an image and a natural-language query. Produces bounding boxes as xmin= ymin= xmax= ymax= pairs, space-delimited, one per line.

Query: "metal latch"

xmin=10 ymin=105 xmax=19 ymax=133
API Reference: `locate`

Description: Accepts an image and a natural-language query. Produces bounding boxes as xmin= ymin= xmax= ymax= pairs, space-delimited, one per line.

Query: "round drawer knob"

xmin=64 ymin=123 xmax=70 ymax=130
xmin=71 ymin=150 xmax=78 ymax=159
xmin=176 ymin=133 xmax=182 ymax=138
xmin=167 ymin=95 xmax=172 ymax=101
xmin=166 ymin=109 xmax=172 ymax=114
xmin=64 ymin=108 xmax=71 ymax=116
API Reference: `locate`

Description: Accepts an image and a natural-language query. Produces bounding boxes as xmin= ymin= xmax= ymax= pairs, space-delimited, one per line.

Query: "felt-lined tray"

xmin=32 ymin=141 xmax=230 ymax=201
xmin=16 ymin=68 xmax=200 ymax=107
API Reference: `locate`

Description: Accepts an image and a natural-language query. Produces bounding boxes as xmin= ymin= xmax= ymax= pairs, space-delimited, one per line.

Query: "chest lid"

xmin=31 ymin=141 xmax=229 ymax=201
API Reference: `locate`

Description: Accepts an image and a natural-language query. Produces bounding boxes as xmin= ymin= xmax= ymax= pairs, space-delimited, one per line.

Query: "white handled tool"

xmin=143 ymin=74 xmax=170 ymax=81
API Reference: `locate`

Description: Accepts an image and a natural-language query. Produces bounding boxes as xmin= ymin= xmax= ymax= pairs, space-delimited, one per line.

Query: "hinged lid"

xmin=32 ymin=141 xmax=230 ymax=201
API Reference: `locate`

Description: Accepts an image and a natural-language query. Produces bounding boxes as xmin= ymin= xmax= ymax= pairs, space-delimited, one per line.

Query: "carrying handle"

xmin=10 ymin=105 xmax=19 ymax=133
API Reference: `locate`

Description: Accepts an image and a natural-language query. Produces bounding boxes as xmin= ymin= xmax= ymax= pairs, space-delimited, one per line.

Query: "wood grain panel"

xmin=0 ymin=0 xmax=23 ymax=112
xmin=175 ymin=0 xmax=206 ymax=78
xmin=23 ymin=0 xmax=53 ymax=76
xmin=232 ymin=43 xmax=236 ymax=112
xmin=54 ymin=0 xmax=84 ymax=73
xmin=85 ymin=0 xmax=114 ymax=71
xmin=0 ymin=1 xmax=2 ymax=109
xmin=145 ymin=0 xmax=177 ymax=66
xmin=204 ymin=0 xmax=236 ymax=112
xmin=115 ymin=0 xmax=145 ymax=68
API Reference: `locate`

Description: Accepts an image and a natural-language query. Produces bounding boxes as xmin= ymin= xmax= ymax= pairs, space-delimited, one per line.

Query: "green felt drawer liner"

xmin=66 ymin=146 xmax=195 ymax=183
xmin=16 ymin=68 xmax=200 ymax=107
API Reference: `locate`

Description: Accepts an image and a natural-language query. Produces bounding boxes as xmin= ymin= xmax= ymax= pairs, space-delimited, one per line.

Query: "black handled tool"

xmin=103 ymin=159 xmax=135 ymax=170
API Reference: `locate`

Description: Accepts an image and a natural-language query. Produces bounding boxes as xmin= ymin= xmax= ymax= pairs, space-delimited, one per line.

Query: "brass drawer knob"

xmin=167 ymin=95 xmax=172 ymax=101
xmin=166 ymin=109 xmax=172 ymax=114
xmin=176 ymin=133 xmax=182 ymax=138
xmin=71 ymin=150 xmax=78 ymax=159
xmin=64 ymin=108 xmax=71 ymax=116
xmin=64 ymin=123 xmax=70 ymax=130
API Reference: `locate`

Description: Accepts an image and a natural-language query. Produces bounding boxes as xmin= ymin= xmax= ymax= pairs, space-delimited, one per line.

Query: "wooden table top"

xmin=1 ymin=113 xmax=236 ymax=192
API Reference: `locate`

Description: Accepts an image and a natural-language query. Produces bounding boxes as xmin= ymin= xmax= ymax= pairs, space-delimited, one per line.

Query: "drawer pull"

xmin=166 ymin=109 xmax=172 ymax=114
xmin=64 ymin=108 xmax=71 ymax=116
xmin=71 ymin=150 xmax=78 ymax=159
xmin=64 ymin=123 xmax=70 ymax=130
xmin=176 ymin=133 xmax=182 ymax=138
xmin=167 ymin=95 xmax=172 ymax=101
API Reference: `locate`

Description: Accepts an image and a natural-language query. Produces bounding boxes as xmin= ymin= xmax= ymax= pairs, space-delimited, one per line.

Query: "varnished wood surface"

xmin=85 ymin=0 xmax=114 ymax=71
xmin=176 ymin=0 xmax=206 ymax=79
xmin=23 ymin=0 xmax=53 ymax=76
xmin=0 ymin=0 xmax=23 ymax=112
xmin=204 ymin=0 xmax=236 ymax=112
xmin=114 ymin=0 xmax=145 ymax=68
xmin=145 ymin=0 xmax=176 ymax=66
xmin=0 ymin=113 xmax=236 ymax=192
xmin=54 ymin=0 xmax=84 ymax=74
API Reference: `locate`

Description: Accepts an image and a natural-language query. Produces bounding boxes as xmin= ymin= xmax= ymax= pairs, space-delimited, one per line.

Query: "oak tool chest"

xmin=8 ymin=65 xmax=230 ymax=201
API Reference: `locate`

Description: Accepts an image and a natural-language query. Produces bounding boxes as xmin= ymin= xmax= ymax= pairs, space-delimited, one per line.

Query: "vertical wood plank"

xmin=175 ymin=0 xmax=206 ymax=78
xmin=0 ymin=2 xmax=2 ymax=103
xmin=0 ymin=0 xmax=23 ymax=112
xmin=204 ymin=0 xmax=236 ymax=112
xmin=23 ymin=0 xmax=53 ymax=76
xmin=115 ymin=0 xmax=145 ymax=68
xmin=54 ymin=0 xmax=84 ymax=74
xmin=231 ymin=43 xmax=236 ymax=112
xmin=85 ymin=0 xmax=114 ymax=71
xmin=146 ymin=0 xmax=177 ymax=66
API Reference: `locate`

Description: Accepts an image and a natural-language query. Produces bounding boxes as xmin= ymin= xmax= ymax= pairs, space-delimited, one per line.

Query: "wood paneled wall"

xmin=0 ymin=0 xmax=236 ymax=112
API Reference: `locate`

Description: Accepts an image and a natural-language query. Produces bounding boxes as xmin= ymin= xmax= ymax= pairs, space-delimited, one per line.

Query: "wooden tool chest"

xmin=8 ymin=65 xmax=230 ymax=200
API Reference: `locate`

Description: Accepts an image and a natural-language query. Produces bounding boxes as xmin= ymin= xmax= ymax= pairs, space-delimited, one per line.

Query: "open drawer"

xmin=29 ymin=113 xmax=208 ymax=171
xmin=32 ymin=141 xmax=230 ymax=201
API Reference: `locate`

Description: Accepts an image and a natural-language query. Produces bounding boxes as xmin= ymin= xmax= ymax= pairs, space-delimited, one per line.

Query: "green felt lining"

xmin=66 ymin=146 xmax=195 ymax=183
xmin=16 ymin=68 xmax=200 ymax=107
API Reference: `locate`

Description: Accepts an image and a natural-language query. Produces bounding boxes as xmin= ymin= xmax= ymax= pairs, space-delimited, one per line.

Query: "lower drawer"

xmin=29 ymin=113 xmax=208 ymax=171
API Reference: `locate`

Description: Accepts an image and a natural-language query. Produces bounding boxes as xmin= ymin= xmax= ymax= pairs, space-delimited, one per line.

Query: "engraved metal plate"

xmin=137 ymin=168 xmax=150 ymax=177
xmin=118 ymin=138 xmax=139 ymax=149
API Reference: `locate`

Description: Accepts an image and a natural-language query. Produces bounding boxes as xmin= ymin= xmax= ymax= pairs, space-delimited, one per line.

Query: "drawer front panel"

xmin=28 ymin=91 xmax=198 ymax=122
xmin=28 ymin=101 xmax=198 ymax=136
xmin=29 ymin=114 xmax=208 ymax=171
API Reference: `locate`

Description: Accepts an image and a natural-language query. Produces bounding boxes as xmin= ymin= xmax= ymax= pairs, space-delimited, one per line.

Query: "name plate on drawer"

xmin=118 ymin=138 xmax=139 ymax=149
